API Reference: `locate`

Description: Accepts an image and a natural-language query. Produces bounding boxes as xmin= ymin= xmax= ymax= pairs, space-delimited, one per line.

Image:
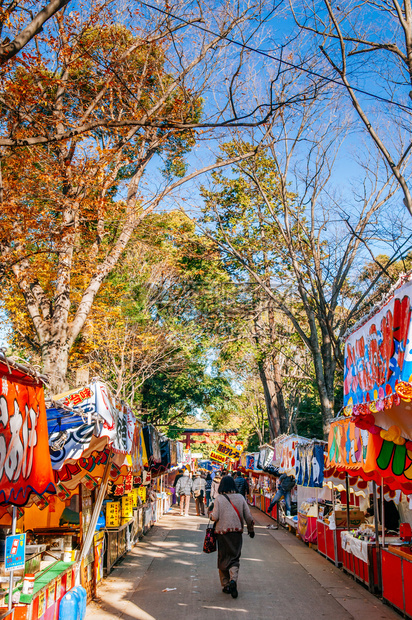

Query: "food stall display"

xmin=326 ymin=417 xmax=386 ymax=588
xmin=340 ymin=527 xmax=380 ymax=591
xmin=316 ymin=467 xmax=368 ymax=567
xmin=0 ymin=352 xmax=185 ymax=619
xmin=338 ymin=273 xmax=412 ymax=603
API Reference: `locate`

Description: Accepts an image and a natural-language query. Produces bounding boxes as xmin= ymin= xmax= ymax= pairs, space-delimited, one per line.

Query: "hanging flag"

xmin=0 ymin=360 xmax=56 ymax=505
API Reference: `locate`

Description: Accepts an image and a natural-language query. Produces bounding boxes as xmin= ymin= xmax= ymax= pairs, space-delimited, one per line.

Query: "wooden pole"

xmin=8 ymin=506 xmax=17 ymax=612
xmin=381 ymin=478 xmax=385 ymax=548
xmin=332 ymin=486 xmax=339 ymax=566
xmin=372 ymin=481 xmax=383 ymax=592
xmin=345 ymin=472 xmax=350 ymax=531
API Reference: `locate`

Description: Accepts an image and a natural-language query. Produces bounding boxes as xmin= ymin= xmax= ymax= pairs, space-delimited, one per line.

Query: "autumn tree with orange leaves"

xmin=0 ymin=1 xmax=273 ymax=393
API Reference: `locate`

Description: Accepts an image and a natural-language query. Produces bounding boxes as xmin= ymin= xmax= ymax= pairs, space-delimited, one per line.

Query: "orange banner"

xmin=0 ymin=360 xmax=56 ymax=505
xmin=364 ymin=432 xmax=412 ymax=494
xmin=328 ymin=417 xmax=412 ymax=494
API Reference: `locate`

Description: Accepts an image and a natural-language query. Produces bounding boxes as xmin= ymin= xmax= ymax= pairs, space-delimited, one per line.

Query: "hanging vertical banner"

xmin=344 ymin=276 xmax=412 ymax=406
xmin=274 ymin=435 xmax=310 ymax=475
xmin=296 ymin=443 xmax=325 ymax=488
xmin=0 ymin=360 xmax=56 ymax=506
xmin=327 ymin=418 xmax=369 ymax=472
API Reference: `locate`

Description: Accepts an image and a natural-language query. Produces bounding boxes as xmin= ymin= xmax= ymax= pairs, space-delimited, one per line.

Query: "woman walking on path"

xmin=208 ymin=475 xmax=254 ymax=599
xmin=175 ymin=470 xmax=192 ymax=516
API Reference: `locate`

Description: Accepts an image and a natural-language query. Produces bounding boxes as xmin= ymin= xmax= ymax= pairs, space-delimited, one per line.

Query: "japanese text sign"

xmin=0 ymin=361 xmax=55 ymax=505
xmin=106 ymin=501 xmax=120 ymax=528
xmin=210 ymin=451 xmax=227 ymax=464
xmin=5 ymin=533 xmax=26 ymax=571
xmin=216 ymin=442 xmax=241 ymax=459
xmin=121 ymin=494 xmax=134 ymax=519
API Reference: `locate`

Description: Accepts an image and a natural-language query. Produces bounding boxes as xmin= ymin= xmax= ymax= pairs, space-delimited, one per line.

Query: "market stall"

xmin=0 ymin=362 xmax=181 ymax=619
xmin=326 ymin=417 xmax=387 ymax=588
xmin=317 ymin=473 xmax=365 ymax=566
xmin=340 ymin=273 xmax=412 ymax=610
xmin=0 ymin=355 xmax=66 ymax=619
xmin=295 ymin=440 xmax=325 ymax=543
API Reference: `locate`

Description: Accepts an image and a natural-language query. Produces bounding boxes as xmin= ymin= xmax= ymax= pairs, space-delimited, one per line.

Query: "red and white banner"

xmin=0 ymin=361 xmax=55 ymax=505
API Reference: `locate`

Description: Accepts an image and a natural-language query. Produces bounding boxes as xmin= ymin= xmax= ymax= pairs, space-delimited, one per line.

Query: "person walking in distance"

xmin=205 ymin=473 xmax=213 ymax=507
xmin=175 ymin=469 xmax=192 ymax=516
xmin=234 ymin=471 xmax=249 ymax=498
xmin=192 ymin=471 xmax=206 ymax=516
xmin=208 ymin=475 xmax=254 ymax=599
xmin=210 ymin=471 xmax=221 ymax=503
xmin=268 ymin=472 xmax=295 ymax=517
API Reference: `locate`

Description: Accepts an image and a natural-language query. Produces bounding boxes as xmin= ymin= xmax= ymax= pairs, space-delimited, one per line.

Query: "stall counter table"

xmin=316 ymin=520 xmax=344 ymax=565
xmin=105 ymin=519 xmax=134 ymax=575
xmin=382 ymin=545 xmax=412 ymax=617
xmin=2 ymin=561 xmax=75 ymax=620
xmin=296 ymin=513 xmax=317 ymax=543
xmin=341 ymin=531 xmax=379 ymax=592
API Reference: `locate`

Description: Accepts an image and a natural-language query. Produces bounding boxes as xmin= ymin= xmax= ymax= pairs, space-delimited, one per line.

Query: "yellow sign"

xmin=137 ymin=486 xmax=147 ymax=502
xmin=121 ymin=494 xmax=134 ymax=519
xmin=216 ymin=442 xmax=242 ymax=460
xmin=132 ymin=488 xmax=139 ymax=507
xmin=55 ymin=577 xmax=61 ymax=601
xmin=106 ymin=501 xmax=120 ymax=528
xmin=37 ymin=590 xmax=45 ymax=618
xmin=210 ymin=450 xmax=227 ymax=464
xmin=66 ymin=570 xmax=72 ymax=591
xmin=47 ymin=582 xmax=55 ymax=608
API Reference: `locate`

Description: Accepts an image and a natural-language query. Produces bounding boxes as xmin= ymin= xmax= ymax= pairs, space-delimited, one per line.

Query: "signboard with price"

xmin=216 ymin=442 xmax=242 ymax=460
xmin=106 ymin=501 xmax=120 ymax=527
xmin=210 ymin=451 xmax=227 ymax=464
xmin=121 ymin=494 xmax=134 ymax=519
xmin=5 ymin=533 xmax=26 ymax=571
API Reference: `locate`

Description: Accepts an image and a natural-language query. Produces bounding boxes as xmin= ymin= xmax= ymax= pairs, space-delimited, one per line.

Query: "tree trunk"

xmin=311 ymin=343 xmax=335 ymax=438
xmin=258 ymin=358 xmax=288 ymax=440
xmin=41 ymin=338 xmax=70 ymax=395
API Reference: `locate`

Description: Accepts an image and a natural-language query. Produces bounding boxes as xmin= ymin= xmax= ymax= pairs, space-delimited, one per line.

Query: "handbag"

xmin=203 ymin=520 xmax=217 ymax=553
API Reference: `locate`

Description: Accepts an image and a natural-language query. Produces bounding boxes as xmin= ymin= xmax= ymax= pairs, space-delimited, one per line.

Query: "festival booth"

xmin=318 ymin=462 xmax=369 ymax=566
xmin=273 ymin=435 xmax=306 ymax=529
xmin=326 ymin=417 xmax=389 ymax=591
xmin=295 ymin=440 xmax=326 ymax=544
xmin=340 ymin=273 xmax=412 ymax=610
xmin=0 ymin=367 xmax=178 ymax=619
xmin=246 ymin=449 xmax=279 ymax=516
xmin=47 ymin=382 xmax=141 ymax=593
xmin=0 ymin=355 xmax=71 ymax=620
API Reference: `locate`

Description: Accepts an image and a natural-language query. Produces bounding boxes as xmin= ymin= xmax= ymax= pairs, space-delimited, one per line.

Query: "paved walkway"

xmin=86 ymin=504 xmax=400 ymax=620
